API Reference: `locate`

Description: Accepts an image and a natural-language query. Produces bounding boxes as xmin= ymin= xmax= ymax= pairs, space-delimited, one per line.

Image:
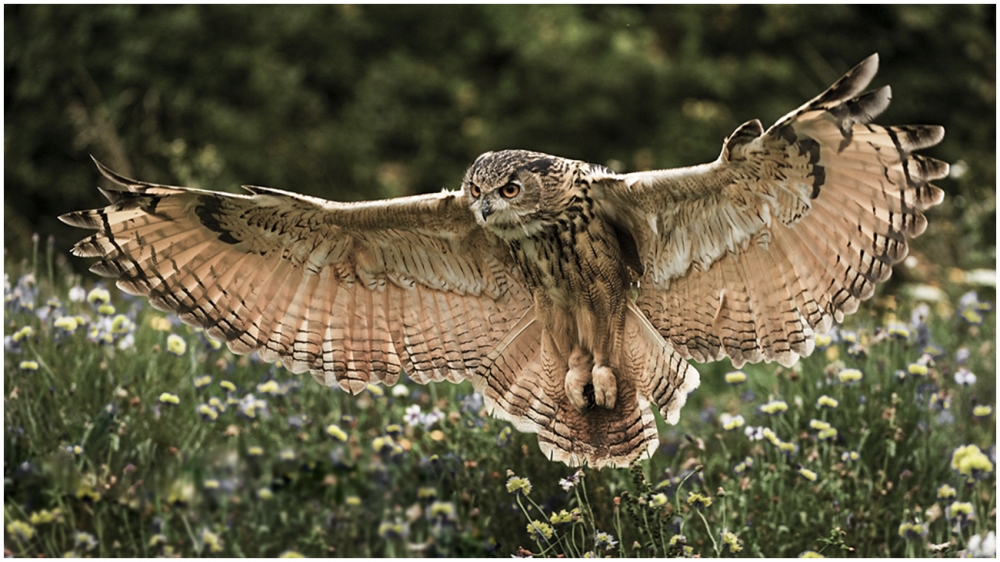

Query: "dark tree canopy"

xmin=4 ymin=5 xmax=995 ymax=271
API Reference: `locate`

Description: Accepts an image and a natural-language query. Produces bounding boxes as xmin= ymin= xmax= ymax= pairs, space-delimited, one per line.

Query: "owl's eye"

xmin=469 ymin=184 xmax=481 ymax=198
xmin=500 ymin=182 xmax=521 ymax=199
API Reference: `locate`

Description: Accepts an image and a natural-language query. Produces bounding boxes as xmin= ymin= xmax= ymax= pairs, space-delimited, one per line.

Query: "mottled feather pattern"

xmin=62 ymin=54 xmax=945 ymax=468
xmin=618 ymin=54 xmax=946 ymax=367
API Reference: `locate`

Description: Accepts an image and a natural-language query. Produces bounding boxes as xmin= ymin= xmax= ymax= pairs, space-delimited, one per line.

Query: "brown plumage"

xmin=61 ymin=54 xmax=946 ymax=468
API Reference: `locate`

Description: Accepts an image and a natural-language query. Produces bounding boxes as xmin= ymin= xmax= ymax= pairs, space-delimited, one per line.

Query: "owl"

xmin=61 ymin=54 xmax=946 ymax=468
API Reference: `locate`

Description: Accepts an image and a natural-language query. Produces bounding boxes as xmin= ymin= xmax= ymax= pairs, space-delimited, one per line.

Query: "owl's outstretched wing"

xmin=596 ymin=54 xmax=947 ymax=367
xmin=60 ymin=160 xmax=534 ymax=391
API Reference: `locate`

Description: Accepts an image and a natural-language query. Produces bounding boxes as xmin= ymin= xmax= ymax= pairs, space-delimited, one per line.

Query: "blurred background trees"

xmin=5 ymin=5 xmax=995 ymax=276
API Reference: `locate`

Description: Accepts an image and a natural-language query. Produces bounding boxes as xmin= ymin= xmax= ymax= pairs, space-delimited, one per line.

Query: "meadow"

xmin=4 ymin=243 xmax=996 ymax=558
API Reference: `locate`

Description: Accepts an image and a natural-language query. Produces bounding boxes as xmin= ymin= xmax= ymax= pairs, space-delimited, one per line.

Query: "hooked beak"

xmin=480 ymin=198 xmax=493 ymax=221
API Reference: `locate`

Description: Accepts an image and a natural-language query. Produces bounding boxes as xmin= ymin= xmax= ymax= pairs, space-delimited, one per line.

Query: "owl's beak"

xmin=480 ymin=199 xmax=493 ymax=221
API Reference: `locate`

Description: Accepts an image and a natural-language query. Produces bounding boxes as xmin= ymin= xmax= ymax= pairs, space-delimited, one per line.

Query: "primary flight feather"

xmin=61 ymin=54 xmax=946 ymax=468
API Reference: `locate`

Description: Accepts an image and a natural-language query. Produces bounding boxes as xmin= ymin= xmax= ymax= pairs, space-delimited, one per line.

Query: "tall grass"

xmin=4 ymin=253 xmax=995 ymax=557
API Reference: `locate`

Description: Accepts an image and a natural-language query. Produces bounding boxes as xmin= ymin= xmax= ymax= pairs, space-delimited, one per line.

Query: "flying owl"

xmin=61 ymin=54 xmax=946 ymax=468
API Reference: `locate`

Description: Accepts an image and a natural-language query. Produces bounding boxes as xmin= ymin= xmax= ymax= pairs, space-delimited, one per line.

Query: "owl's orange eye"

xmin=500 ymin=183 xmax=520 ymax=199
xmin=469 ymin=184 xmax=481 ymax=198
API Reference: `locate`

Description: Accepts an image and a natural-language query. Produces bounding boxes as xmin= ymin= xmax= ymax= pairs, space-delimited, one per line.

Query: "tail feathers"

xmin=474 ymin=305 xmax=698 ymax=469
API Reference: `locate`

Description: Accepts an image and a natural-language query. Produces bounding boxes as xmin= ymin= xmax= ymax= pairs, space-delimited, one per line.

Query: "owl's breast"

xmin=505 ymin=214 xmax=630 ymax=312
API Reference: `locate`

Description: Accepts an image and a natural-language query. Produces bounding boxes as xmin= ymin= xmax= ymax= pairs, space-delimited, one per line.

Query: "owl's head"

xmin=463 ymin=150 xmax=580 ymax=239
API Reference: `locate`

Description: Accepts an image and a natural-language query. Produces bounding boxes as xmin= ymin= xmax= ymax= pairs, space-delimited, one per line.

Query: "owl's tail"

xmin=474 ymin=304 xmax=699 ymax=468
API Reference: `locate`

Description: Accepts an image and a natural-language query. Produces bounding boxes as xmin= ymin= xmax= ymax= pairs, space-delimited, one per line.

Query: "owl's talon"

xmin=592 ymin=365 xmax=617 ymax=409
xmin=566 ymin=363 xmax=591 ymax=412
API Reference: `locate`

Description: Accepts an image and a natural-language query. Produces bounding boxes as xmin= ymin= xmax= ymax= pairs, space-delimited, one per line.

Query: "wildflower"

xmin=66 ymin=444 xmax=84 ymax=456
xmin=524 ymin=520 xmax=553 ymax=542
xmin=204 ymin=479 xmax=220 ymax=491
xmin=237 ymin=394 xmax=269 ymax=420
xmin=962 ymin=531 xmax=996 ymax=558
xmin=69 ymin=285 xmax=87 ymax=302
xmin=158 ymin=392 xmax=180 ymax=406
xmin=887 ymin=324 xmax=910 ymax=339
xmin=198 ymin=404 xmax=219 ymax=422
xmin=54 ymin=315 xmax=80 ymax=333
xmin=257 ymin=380 xmax=281 ymax=395
xmin=166 ymin=334 xmax=187 ymax=356
xmin=955 ymin=347 xmax=970 ymax=365
xmin=559 ymin=468 xmax=584 ymax=491
xmin=799 ymin=551 xmax=825 ymax=558
xmin=725 ymin=371 xmax=747 ymax=385
xmin=7 ymin=520 xmax=35 ymax=542
xmin=506 ymin=475 xmax=532 ymax=496
xmin=200 ymin=528 xmax=224 ymax=553
xmin=946 ymin=501 xmax=974 ymax=526
xmin=905 ymin=362 xmax=928 ymax=378
xmin=247 ymin=445 xmax=264 ymax=457
xmin=762 ymin=427 xmax=781 ymax=445
xmin=687 ymin=492 xmax=712 ymax=509
xmin=760 ymin=400 xmax=788 ymax=415
xmin=973 ymin=405 xmax=993 ymax=419
xmin=778 ymin=441 xmax=799 ymax=457
xmin=74 ymin=531 xmax=98 ymax=551
xmin=721 ymin=530 xmax=742 ymax=553
xmin=87 ymin=286 xmax=111 ymax=307
xmin=810 ymin=396 xmax=837 ymax=411
xmin=220 ymin=380 xmax=237 ymax=392
xmin=898 ymin=521 xmax=928 ymax=540
xmin=894 ymin=369 xmax=907 ymax=383
xmin=951 ymin=444 xmax=994 ymax=483
xmin=841 ymin=451 xmax=860 ymax=462
xmin=29 ymin=509 xmax=59 ymax=525
xmin=279 ymin=550 xmax=306 ymax=558
xmin=403 ymin=404 xmax=423 ymax=427
xmin=936 ymin=483 xmax=957 ymax=500
xmin=377 ymin=520 xmax=407 ymax=540
xmin=837 ymin=368 xmax=863 ymax=384
xmin=345 ymin=495 xmax=361 ymax=507
xmin=257 ymin=487 xmax=274 ymax=500
xmin=955 ymin=367 xmax=977 ymax=386
xmin=428 ymin=501 xmax=457 ymax=522
xmin=208 ymin=397 xmax=226 ymax=413
xmin=193 ymin=374 xmax=213 ymax=390
xmin=798 ymin=467 xmax=818 ymax=482
xmin=496 ymin=426 xmax=513 ymax=447
xmin=594 ymin=530 xmax=618 ymax=551
xmin=721 ymin=413 xmax=745 ymax=430
xmin=19 ymin=360 xmax=39 ymax=371
xmin=550 ymin=509 xmax=574 ymax=524
xmin=75 ymin=484 xmax=100 ymax=503
xmin=744 ymin=425 xmax=765 ymax=441
xmin=365 ymin=383 xmax=384 ymax=398
xmin=809 ymin=419 xmax=831 ymax=431
xmin=278 ymin=448 xmax=296 ymax=461
xmin=818 ymin=427 xmax=838 ymax=440
xmin=385 ymin=423 xmax=403 ymax=436
xmin=814 ymin=333 xmax=833 ymax=349
xmin=650 ymin=492 xmax=668 ymax=508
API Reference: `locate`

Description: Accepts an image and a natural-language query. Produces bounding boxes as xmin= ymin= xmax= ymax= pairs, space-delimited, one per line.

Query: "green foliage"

xmin=3 ymin=251 xmax=996 ymax=557
xmin=4 ymin=5 xmax=996 ymax=270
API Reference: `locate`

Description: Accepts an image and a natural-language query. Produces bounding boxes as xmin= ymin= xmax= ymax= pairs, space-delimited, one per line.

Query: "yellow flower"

xmin=326 ymin=424 xmax=348 ymax=442
xmin=722 ymin=414 xmax=745 ymax=430
xmin=686 ymin=492 xmax=712 ymax=509
xmin=257 ymin=380 xmax=281 ymax=395
xmin=220 ymin=380 xmax=237 ymax=392
xmin=54 ymin=316 xmax=80 ymax=332
xmin=907 ymin=363 xmax=929 ymax=377
xmin=817 ymin=395 xmax=838 ymax=409
xmin=725 ymin=371 xmax=747 ymax=385
xmin=19 ymin=360 xmax=39 ymax=371
xmin=973 ymin=405 xmax=993 ymax=418
xmin=149 ymin=316 xmax=172 ymax=331
xmin=257 ymin=487 xmax=274 ymax=500
xmin=166 ymin=334 xmax=187 ymax=356
xmin=201 ymin=529 xmax=224 ymax=553
xmin=798 ymin=467 xmax=818 ymax=482
xmin=814 ymin=333 xmax=833 ymax=348
xmin=526 ymin=520 xmax=553 ymax=541
xmin=951 ymin=444 xmax=993 ymax=482
xmin=818 ymin=427 xmax=838 ymax=440
xmin=97 ymin=303 xmax=116 ymax=315
xmin=279 ymin=551 xmax=305 ymax=558
xmin=29 ymin=509 xmax=59 ymax=525
xmin=7 ymin=520 xmax=35 ymax=542
xmin=506 ymin=476 xmax=532 ymax=496
xmin=799 ymin=551 xmax=825 ymax=558
xmin=837 ymin=368 xmax=863 ymax=384
xmin=159 ymin=392 xmax=180 ymax=405
xmin=650 ymin=493 xmax=668 ymax=508
xmin=550 ymin=509 xmax=575 ymax=524
xmin=936 ymin=484 xmax=957 ymax=499
xmin=345 ymin=496 xmax=361 ymax=507
xmin=760 ymin=400 xmax=788 ymax=415
xmin=247 ymin=446 xmax=264 ymax=457
xmin=809 ymin=419 xmax=831 ymax=431
xmin=87 ymin=287 xmax=111 ymax=306
xmin=722 ymin=530 xmax=742 ymax=553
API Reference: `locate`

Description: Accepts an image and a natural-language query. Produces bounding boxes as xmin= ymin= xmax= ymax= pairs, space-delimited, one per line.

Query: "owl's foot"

xmin=565 ymin=348 xmax=593 ymax=412
xmin=591 ymin=364 xmax=617 ymax=409
xmin=565 ymin=348 xmax=617 ymax=411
